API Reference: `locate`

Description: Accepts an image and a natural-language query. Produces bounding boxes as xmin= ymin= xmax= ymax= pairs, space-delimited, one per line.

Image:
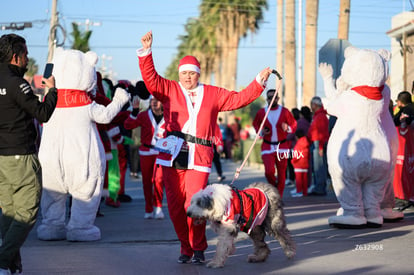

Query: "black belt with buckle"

xmin=263 ymin=139 xmax=286 ymax=145
xmin=167 ymin=131 xmax=212 ymax=147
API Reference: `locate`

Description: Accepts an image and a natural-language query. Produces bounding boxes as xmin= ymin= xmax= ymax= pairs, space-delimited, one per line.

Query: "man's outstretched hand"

xmin=141 ymin=31 xmax=153 ymax=50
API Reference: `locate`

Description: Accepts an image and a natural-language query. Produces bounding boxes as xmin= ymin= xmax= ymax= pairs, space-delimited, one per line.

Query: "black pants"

xmin=129 ymin=145 xmax=140 ymax=174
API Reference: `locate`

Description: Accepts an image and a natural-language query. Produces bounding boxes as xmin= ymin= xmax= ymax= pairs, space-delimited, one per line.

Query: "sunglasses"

xmin=267 ymin=95 xmax=279 ymax=100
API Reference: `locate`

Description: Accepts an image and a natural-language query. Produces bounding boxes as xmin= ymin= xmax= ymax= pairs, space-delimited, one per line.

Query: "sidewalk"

xmin=16 ymin=160 xmax=414 ymax=274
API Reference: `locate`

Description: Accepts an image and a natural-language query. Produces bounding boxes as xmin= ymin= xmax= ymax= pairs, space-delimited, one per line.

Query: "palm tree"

xmin=302 ymin=0 xmax=319 ymax=107
xmin=24 ymin=57 xmax=39 ymax=90
xmin=199 ymin=0 xmax=268 ymax=89
xmin=26 ymin=58 xmax=39 ymax=77
xmin=284 ymin=0 xmax=297 ymax=109
xmin=70 ymin=22 xmax=92 ymax=52
xmin=338 ymin=0 xmax=350 ymax=40
xmin=165 ymin=17 xmax=217 ymax=84
xmin=178 ymin=17 xmax=218 ymax=84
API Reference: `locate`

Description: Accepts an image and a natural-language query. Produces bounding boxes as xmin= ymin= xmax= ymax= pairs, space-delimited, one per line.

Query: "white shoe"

xmin=154 ymin=207 xmax=165 ymax=219
xmin=290 ymin=189 xmax=298 ymax=194
xmin=381 ymin=208 xmax=404 ymax=221
xmin=285 ymin=179 xmax=295 ymax=188
xmin=307 ymin=185 xmax=315 ymax=193
xmin=291 ymin=192 xmax=303 ymax=197
xmin=144 ymin=212 xmax=154 ymax=219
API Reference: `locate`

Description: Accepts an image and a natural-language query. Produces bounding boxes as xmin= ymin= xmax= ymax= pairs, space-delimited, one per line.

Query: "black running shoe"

xmin=177 ymin=254 xmax=191 ymax=264
xmin=192 ymin=250 xmax=205 ymax=264
xmin=118 ymin=194 xmax=132 ymax=203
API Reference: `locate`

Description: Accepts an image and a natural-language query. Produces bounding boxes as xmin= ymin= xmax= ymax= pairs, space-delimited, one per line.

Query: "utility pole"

xmin=284 ymin=0 xmax=297 ymax=110
xmin=47 ymin=0 xmax=58 ymax=62
xmin=338 ymin=0 xmax=350 ymax=40
xmin=297 ymin=0 xmax=303 ymax=107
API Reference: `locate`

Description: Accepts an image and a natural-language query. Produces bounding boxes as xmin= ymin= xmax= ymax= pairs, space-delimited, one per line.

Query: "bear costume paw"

xmin=328 ymin=215 xmax=367 ymax=229
xmin=66 ymin=226 xmax=101 ymax=242
xmin=37 ymin=224 xmax=67 ymax=241
xmin=381 ymin=208 xmax=404 ymax=222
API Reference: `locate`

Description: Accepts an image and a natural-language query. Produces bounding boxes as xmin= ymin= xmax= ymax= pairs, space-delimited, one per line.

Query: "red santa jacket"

xmin=124 ymin=109 xmax=166 ymax=156
xmin=253 ymin=105 xmax=297 ymax=155
xmin=91 ymin=91 xmax=130 ymax=151
xmin=307 ymin=107 xmax=329 ymax=151
xmin=222 ymin=187 xmax=268 ymax=234
xmin=138 ymin=52 xmax=265 ymax=172
xmin=291 ymin=136 xmax=310 ymax=171
xmin=91 ymin=73 xmax=130 ymax=158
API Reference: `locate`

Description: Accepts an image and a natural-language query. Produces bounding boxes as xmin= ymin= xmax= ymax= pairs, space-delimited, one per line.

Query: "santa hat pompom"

xmin=178 ymin=55 xmax=200 ymax=74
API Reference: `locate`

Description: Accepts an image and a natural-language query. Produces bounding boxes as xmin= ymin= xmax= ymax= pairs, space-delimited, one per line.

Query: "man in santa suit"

xmin=124 ymin=95 xmax=166 ymax=219
xmin=253 ymin=89 xmax=297 ymax=197
xmin=137 ymin=30 xmax=273 ymax=264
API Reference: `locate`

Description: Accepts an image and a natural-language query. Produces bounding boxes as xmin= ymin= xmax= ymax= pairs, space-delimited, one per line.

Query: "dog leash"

xmin=229 ymin=69 xmax=283 ymax=186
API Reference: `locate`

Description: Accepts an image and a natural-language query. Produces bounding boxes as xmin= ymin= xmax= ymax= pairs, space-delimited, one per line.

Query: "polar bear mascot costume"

xmin=319 ymin=46 xmax=399 ymax=229
xmin=37 ymin=48 xmax=130 ymax=241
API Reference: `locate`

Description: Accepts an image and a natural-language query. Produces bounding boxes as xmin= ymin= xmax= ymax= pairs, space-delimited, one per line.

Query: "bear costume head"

xmin=336 ymin=46 xmax=391 ymax=92
xmin=52 ymin=47 xmax=98 ymax=92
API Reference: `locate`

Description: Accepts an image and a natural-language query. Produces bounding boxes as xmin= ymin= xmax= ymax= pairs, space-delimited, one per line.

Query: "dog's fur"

xmin=187 ymin=182 xmax=296 ymax=268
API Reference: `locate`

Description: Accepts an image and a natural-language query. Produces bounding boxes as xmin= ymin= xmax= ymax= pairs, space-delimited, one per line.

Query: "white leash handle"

xmin=230 ymin=69 xmax=283 ymax=186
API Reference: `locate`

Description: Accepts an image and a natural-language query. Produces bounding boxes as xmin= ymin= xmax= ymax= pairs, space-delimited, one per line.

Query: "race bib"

xmin=154 ymin=135 xmax=184 ymax=160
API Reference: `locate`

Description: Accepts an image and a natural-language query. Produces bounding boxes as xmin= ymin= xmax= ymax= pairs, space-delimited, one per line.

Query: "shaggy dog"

xmin=187 ymin=182 xmax=296 ymax=268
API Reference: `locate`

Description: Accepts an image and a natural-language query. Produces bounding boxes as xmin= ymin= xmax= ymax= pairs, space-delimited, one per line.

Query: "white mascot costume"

xmin=319 ymin=46 xmax=400 ymax=229
xmin=37 ymin=48 xmax=130 ymax=241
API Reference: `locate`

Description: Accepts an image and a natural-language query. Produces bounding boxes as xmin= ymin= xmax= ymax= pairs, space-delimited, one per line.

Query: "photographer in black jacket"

xmin=0 ymin=34 xmax=57 ymax=275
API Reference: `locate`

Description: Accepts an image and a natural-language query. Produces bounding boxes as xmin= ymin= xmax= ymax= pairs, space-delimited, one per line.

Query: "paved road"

xmin=13 ymin=160 xmax=414 ymax=274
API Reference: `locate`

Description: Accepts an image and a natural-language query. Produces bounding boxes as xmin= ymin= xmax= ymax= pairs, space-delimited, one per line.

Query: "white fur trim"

xmin=179 ymin=64 xmax=200 ymax=74
xmin=261 ymin=148 xmax=290 ymax=155
xmin=136 ymin=48 xmax=152 ymax=57
xmin=106 ymin=152 xmax=113 ymax=160
xmin=193 ymin=165 xmax=211 ymax=173
xmin=139 ymin=149 xmax=159 ymax=156
xmin=107 ymin=127 xmax=120 ymax=138
xmin=155 ymin=158 xmax=173 ymax=167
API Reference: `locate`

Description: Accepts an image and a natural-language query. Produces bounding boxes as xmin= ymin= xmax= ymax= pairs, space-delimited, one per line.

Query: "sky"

xmin=1 ymin=0 xmax=412 ymax=98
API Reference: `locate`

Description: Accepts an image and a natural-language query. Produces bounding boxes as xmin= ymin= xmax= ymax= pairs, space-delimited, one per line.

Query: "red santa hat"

xmin=178 ymin=55 xmax=200 ymax=74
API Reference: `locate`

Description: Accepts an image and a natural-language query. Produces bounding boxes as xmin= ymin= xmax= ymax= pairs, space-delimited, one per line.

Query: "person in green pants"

xmin=0 ymin=34 xmax=57 ymax=274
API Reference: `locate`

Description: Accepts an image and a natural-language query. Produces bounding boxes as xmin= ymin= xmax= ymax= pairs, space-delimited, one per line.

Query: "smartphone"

xmin=43 ymin=63 xmax=54 ymax=78
xmin=42 ymin=63 xmax=54 ymax=84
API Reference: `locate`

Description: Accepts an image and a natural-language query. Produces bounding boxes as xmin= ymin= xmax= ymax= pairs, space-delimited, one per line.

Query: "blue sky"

xmin=0 ymin=0 xmax=411 ymax=97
